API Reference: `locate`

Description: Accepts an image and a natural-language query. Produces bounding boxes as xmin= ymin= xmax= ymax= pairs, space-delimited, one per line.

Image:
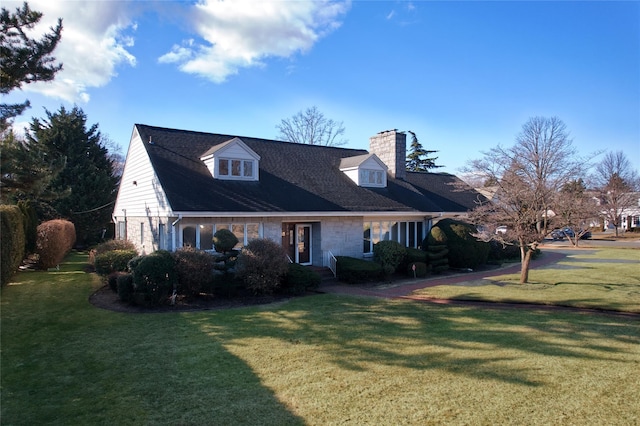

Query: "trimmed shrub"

xmin=236 ymin=239 xmax=289 ymax=294
xmin=425 ymin=243 xmax=449 ymax=274
xmin=117 ymin=272 xmax=134 ymax=303
xmin=172 ymin=247 xmax=216 ymax=296
xmin=90 ymin=239 xmax=137 ymax=263
xmin=281 ymin=263 xmax=321 ymax=295
xmin=400 ymin=247 xmax=427 ymax=272
xmin=0 ymin=205 xmax=25 ymax=286
xmin=210 ymin=272 xmax=245 ymax=298
xmin=406 ymin=261 xmax=429 ymax=278
xmin=373 ymin=240 xmax=406 ymax=276
xmin=213 ymin=229 xmax=238 ymax=253
xmin=94 ymin=249 xmax=138 ymax=275
xmin=488 ymin=240 xmax=520 ymax=262
xmin=427 ymin=219 xmax=489 ymax=270
xmin=18 ymin=200 xmax=38 ymax=254
xmin=336 ymin=256 xmax=384 ymax=284
xmin=36 ymin=219 xmax=76 ymax=269
xmin=130 ymin=250 xmax=176 ymax=306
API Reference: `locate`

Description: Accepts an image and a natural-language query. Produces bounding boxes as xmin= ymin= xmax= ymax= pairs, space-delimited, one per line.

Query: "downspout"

xmin=171 ymin=215 xmax=182 ymax=251
xmin=122 ymin=209 xmax=127 ymax=240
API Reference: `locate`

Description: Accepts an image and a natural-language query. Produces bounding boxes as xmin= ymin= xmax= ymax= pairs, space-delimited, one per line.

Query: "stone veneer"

xmin=369 ymin=129 xmax=407 ymax=180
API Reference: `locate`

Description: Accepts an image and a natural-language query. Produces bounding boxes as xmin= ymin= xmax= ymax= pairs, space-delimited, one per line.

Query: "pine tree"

xmin=0 ymin=2 xmax=63 ymax=131
xmin=26 ymin=106 xmax=119 ymax=246
xmin=405 ymin=131 xmax=443 ymax=172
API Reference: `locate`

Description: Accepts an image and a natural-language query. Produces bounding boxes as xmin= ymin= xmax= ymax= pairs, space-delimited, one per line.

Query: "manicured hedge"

xmin=336 ymin=256 xmax=383 ymax=284
xmin=0 ymin=205 xmax=25 ymax=286
xmin=94 ymin=249 xmax=139 ymax=275
xmin=36 ymin=219 xmax=76 ymax=269
xmin=427 ymin=218 xmax=489 ymax=270
xmin=281 ymin=263 xmax=321 ymax=295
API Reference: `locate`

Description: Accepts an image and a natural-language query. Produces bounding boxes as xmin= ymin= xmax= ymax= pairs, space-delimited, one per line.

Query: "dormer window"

xmin=218 ymin=158 xmax=255 ymax=178
xmin=340 ymin=153 xmax=388 ymax=188
xmin=361 ymin=169 xmax=384 ymax=186
xmin=200 ymin=137 xmax=260 ymax=181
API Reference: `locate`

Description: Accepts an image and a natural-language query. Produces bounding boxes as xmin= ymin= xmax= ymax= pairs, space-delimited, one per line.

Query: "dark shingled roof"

xmin=135 ymin=124 xmax=485 ymax=214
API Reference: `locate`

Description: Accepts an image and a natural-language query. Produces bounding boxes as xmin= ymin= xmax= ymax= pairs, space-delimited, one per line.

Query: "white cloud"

xmin=158 ymin=0 xmax=351 ymax=83
xmin=4 ymin=0 xmax=139 ymax=103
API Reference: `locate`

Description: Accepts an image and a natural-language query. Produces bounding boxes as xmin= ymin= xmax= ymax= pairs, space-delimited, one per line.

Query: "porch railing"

xmin=326 ymin=250 xmax=337 ymax=278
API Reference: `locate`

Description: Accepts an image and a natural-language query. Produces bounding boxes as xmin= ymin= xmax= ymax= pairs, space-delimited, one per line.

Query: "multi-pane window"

xmin=218 ymin=158 xmax=254 ymax=179
xmin=182 ymin=223 xmax=260 ymax=250
xmin=363 ymin=220 xmax=425 ymax=254
xmin=359 ymin=169 xmax=384 ymax=186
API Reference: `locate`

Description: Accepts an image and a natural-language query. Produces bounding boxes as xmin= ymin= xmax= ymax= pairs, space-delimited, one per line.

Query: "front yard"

xmin=1 ymin=250 xmax=639 ymax=425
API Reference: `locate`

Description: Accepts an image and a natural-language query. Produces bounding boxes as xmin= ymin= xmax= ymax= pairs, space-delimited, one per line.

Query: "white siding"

xmin=113 ymin=128 xmax=173 ymax=219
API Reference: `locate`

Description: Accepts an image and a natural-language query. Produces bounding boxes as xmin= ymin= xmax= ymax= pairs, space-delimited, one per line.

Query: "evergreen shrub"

xmin=428 ymin=219 xmax=489 ymax=270
xmin=116 ymin=272 xmax=134 ymax=303
xmin=94 ymin=249 xmax=138 ymax=275
xmin=281 ymin=263 xmax=321 ymax=295
xmin=488 ymin=240 xmax=520 ymax=262
xmin=406 ymin=261 xmax=429 ymax=278
xmin=373 ymin=240 xmax=406 ymax=276
xmin=0 ymin=205 xmax=25 ymax=286
xmin=130 ymin=250 xmax=176 ymax=306
xmin=36 ymin=219 xmax=76 ymax=269
xmin=236 ymin=239 xmax=289 ymax=294
xmin=89 ymin=239 xmax=137 ymax=266
xmin=18 ymin=200 xmax=38 ymax=254
xmin=213 ymin=229 xmax=238 ymax=253
xmin=336 ymin=256 xmax=383 ymax=284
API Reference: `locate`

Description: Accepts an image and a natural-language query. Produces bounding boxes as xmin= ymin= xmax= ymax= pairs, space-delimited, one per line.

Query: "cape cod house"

xmin=112 ymin=124 xmax=486 ymax=268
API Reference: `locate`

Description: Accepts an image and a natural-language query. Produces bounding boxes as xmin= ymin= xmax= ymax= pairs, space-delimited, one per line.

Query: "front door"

xmin=296 ymin=224 xmax=312 ymax=265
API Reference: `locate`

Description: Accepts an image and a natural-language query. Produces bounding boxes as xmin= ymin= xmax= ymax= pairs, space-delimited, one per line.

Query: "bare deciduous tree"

xmin=276 ymin=106 xmax=346 ymax=146
xmin=552 ymin=179 xmax=600 ymax=247
xmin=591 ymin=151 xmax=640 ymax=236
xmin=464 ymin=116 xmax=582 ymax=283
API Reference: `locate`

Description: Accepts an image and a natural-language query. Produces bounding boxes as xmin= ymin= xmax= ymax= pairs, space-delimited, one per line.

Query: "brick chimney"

xmin=369 ymin=129 xmax=406 ymax=180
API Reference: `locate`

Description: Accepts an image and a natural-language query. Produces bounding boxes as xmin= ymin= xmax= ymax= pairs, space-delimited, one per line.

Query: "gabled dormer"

xmin=200 ymin=137 xmax=260 ymax=181
xmin=340 ymin=153 xmax=388 ymax=188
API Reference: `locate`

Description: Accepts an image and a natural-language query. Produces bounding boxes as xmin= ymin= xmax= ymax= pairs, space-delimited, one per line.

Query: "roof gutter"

xmin=170 ymin=211 xmax=456 ymax=219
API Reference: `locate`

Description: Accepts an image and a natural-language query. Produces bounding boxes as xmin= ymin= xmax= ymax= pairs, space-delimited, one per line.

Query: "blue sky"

xmin=5 ymin=0 xmax=639 ymax=176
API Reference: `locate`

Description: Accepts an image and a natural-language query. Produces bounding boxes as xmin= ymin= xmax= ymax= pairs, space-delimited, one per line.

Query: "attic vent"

xmin=148 ymin=136 xmax=154 ymax=145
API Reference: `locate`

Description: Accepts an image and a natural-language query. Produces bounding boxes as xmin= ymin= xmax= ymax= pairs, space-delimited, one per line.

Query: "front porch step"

xmin=305 ymin=266 xmax=336 ymax=282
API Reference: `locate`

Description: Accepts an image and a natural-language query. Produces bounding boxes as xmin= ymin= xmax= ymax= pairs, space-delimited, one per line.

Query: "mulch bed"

xmin=89 ymin=285 xmax=296 ymax=314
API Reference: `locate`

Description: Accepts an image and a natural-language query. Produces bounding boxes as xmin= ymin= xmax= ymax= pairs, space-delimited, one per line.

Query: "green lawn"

xmin=413 ymin=248 xmax=640 ymax=313
xmin=1 ymin=251 xmax=639 ymax=425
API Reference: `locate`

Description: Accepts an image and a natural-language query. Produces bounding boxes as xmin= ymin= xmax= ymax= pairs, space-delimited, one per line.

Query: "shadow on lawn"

xmin=187 ymin=295 xmax=640 ymax=390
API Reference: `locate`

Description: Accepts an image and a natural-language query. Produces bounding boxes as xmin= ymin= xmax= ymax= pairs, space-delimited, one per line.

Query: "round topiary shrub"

xmin=373 ymin=240 xmax=406 ymax=276
xmin=236 ymin=238 xmax=289 ymax=294
xmin=428 ymin=219 xmax=489 ymax=270
xmin=213 ymin=228 xmax=239 ymax=253
xmin=130 ymin=250 xmax=176 ymax=306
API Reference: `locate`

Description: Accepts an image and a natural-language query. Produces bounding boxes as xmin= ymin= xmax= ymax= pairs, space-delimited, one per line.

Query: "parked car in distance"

xmin=551 ymin=228 xmax=572 ymax=240
xmin=550 ymin=227 xmax=591 ymax=240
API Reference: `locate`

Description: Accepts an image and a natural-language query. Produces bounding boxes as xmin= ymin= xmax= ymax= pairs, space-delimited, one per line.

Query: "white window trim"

xmin=217 ymin=158 xmax=256 ymax=180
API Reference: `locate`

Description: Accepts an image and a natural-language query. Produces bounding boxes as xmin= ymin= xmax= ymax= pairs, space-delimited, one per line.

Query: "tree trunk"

xmin=519 ymin=244 xmax=533 ymax=284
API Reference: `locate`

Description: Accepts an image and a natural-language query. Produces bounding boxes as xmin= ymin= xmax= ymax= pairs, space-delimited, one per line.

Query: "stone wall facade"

xmin=369 ymin=129 xmax=407 ymax=180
